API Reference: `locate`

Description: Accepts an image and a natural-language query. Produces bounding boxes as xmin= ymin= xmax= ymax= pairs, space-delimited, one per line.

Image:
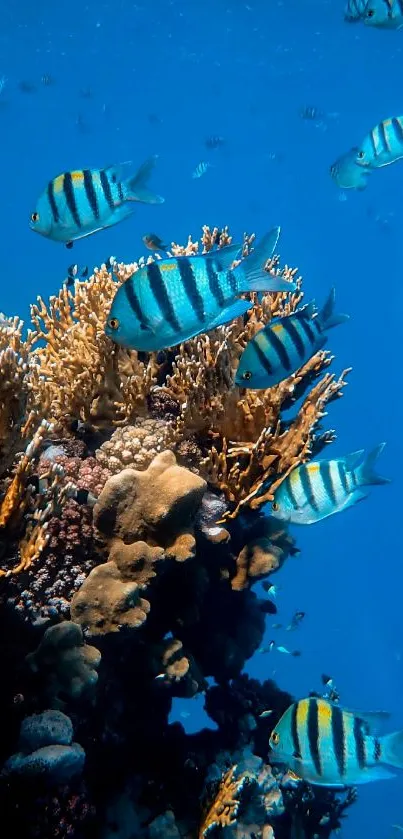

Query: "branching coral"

xmin=199 ymin=765 xmax=250 ymax=837
xmin=0 ymin=314 xmax=34 ymax=474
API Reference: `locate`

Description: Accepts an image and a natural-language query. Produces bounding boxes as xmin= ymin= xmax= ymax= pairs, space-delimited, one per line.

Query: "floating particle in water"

xmin=0 ymin=76 xmax=6 ymax=95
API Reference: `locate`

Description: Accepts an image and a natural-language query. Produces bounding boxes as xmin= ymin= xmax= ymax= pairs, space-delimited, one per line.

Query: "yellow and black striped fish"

xmin=269 ymin=696 xmax=403 ymax=786
xmin=362 ymin=0 xmax=403 ymax=28
xmin=358 ymin=116 xmax=403 ymax=168
xmin=30 ymin=157 xmax=164 ymax=248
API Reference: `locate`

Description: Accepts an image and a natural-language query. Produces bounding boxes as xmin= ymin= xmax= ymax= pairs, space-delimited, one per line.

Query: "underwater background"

xmin=0 ymin=0 xmax=402 ymax=836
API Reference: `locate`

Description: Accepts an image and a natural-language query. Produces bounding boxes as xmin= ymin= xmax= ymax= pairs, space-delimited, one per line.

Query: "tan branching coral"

xmin=0 ymin=314 xmax=34 ymax=473
xmin=199 ymin=766 xmax=250 ymax=837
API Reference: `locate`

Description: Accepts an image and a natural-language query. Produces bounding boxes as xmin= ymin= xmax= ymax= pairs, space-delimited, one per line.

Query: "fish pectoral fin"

xmin=207 ymin=299 xmax=252 ymax=330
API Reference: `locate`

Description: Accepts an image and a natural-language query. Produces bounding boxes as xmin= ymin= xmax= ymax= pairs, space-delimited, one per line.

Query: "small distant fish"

xmin=142 ymin=232 xmax=168 ymax=252
xmin=192 ymin=161 xmax=213 ymax=179
xmin=277 ymin=645 xmax=301 ymax=657
xmin=235 ymin=288 xmax=348 ymax=390
xmin=105 ymin=226 xmax=296 ymax=352
xmin=204 ymin=135 xmax=225 ymax=150
xmin=269 ymin=696 xmax=403 ymax=786
xmin=262 ymin=582 xmax=280 ymax=599
xmin=0 ymin=76 xmax=6 ymax=95
xmin=299 ymin=105 xmax=325 ymax=122
xmin=259 ymin=641 xmax=300 ymax=656
xmin=362 ymin=0 xmax=403 ymax=28
xmin=18 ymin=80 xmax=36 ymax=94
xmin=30 ymin=157 xmax=164 ymax=247
xmin=180 ymin=711 xmax=191 ymax=719
xmin=259 ymin=709 xmax=274 ymax=719
xmin=356 ymin=116 xmax=403 ymax=170
xmin=259 ymin=599 xmax=278 ymax=615
xmin=286 ymin=611 xmax=305 ymax=631
xmin=330 ymin=147 xmax=372 ymax=190
xmin=105 ymin=255 xmax=117 ymax=271
xmin=344 ymin=0 xmax=368 ymax=20
xmin=41 ymin=74 xmax=55 ymax=86
xmin=65 ymin=264 xmax=89 ymax=287
xmin=321 ymin=673 xmax=340 ymax=703
xmin=270 ymin=443 xmax=390 ymax=525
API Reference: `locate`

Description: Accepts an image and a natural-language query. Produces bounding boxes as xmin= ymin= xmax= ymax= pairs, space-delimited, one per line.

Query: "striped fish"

xmin=30 ymin=156 xmax=164 ymax=248
xmin=344 ymin=0 xmax=368 ymax=19
xmin=357 ymin=116 xmax=403 ymax=169
xmin=269 ymin=697 xmax=403 ymax=786
xmin=192 ymin=161 xmax=212 ymax=179
xmin=235 ymin=288 xmax=348 ymax=390
xmin=105 ymin=226 xmax=296 ymax=352
xmin=270 ymin=444 xmax=389 ymax=525
xmin=362 ymin=0 xmax=403 ymax=28
xmin=330 ymin=147 xmax=373 ymax=190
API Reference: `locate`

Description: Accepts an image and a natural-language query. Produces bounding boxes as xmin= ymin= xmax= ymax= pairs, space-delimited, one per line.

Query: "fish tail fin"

xmin=381 ymin=729 xmax=403 ymax=769
xmin=354 ymin=443 xmax=391 ymax=487
xmin=316 ymin=287 xmax=349 ymax=331
xmin=124 ymin=155 xmax=165 ymax=204
xmin=237 ymin=226 xmax=296 ymax=293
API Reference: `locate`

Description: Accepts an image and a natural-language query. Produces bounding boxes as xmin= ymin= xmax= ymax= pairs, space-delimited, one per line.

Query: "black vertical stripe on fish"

xmin=177 ymin=257 xmax=205 ymax=323
xmin=146 ymin=262 xmax=181 ymax=333
xmin=265 ymin=327 xmax=293 ymax=371
xmin=331 ymin=704 xmax=346 ymax=777
xmin=251 ymin=340 xmax=274 ymax=376
xmin=100 ymin=169 xmax=115 ymax=211
xmin=63 ymin=172 xmax=82 ymax=229
xmin=284 ymin=478 xmax=300 ymax=510
xmin=353 ymin=717 xmax=366 ymax=770
xmin=379 ymin=120 xmax=389 ymax=153
xmin=227 ymin=269 xmax=238 ymax=294
xmin=291 ymin=702 xmax=302 ymax=758
xmin=281 ymin=317 xmax=306 ymax=359
xmin=337 ymin=462 xmax=349 ymax=494
xmin=307 ymin=698 xmax=322 ymax=776
xmin=395 ymin=0 xmax=403 ymax=17
xmin=124 ymin=278 xmax=147 ymax=325
xmin=117 ymin=182 xmax=124 ymax=202
xmin=298 ymin=317 xmax=317 ymax=345
xmin=319 ymin=462 xmax=338 ymax=505
xmin=206 ymin=257 xmax=225 ymax=307
xmin=47 ymin=180 xmax=60 ymax=224
xmin=392 ymin=117 xmax=403 ymax=143
xmin=83 ymin=169 xmax=100 ymax=220
xmin=299 ymin=465 xmax=319 ymax=511
xmin=374 ymin=737 xmax=381 ymax=763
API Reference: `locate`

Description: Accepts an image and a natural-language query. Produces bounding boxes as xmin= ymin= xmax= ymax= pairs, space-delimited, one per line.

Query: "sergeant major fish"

xmin=354 ymin=116 xmax=403 ymax=169
xmin=362 ymin=0 xmax=403 ymax=28
xmin=235 ymin=288 xmax=348 ymax=390
xmin=270 ymin=443 xmax=389 ymax=525
xmin=269 ymin=696 xmax=403 ymax=786
xmin=30 ymin=156 xmax=164 ymax=248
xmin=330 ymin=147 xmax=373 ymax=190
xmin=344 ymin=0 xmax=369 ymax=19
xmin=105 ymin=226 xmax=296 ymax=352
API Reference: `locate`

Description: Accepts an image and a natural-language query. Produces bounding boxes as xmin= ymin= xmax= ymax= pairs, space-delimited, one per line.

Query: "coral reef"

xmin=0 ymin=226 xmax=356 ymax=839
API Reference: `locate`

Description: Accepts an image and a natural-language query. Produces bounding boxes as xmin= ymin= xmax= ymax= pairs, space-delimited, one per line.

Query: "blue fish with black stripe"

xmin=269 ymin=696 xmax=403 ymax=786
xmin=30 ymin=156 xmax=164 ymax=248
xmin=235 ymin=288 xmax=348 ymax=390
xmin=270 ymin=443 xmax=390 ymax=525
xmin=105 ymin=226 xmax=296 ymax=351
xmin=362 ymin=0 xmax=403 ymax=28
xmin=355 ymin=115 xmax=403 ymax=169
xmin=344 ymin=0 xmax=369 ymax=20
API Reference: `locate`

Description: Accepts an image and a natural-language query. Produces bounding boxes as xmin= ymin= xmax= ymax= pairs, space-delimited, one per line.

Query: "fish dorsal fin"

xmin=344 ymin=450 xmax=365 ymax=472
xmin=295 ymin=301 xmax=316 ymax=320
xmin=341 ymin=706 xmax=390 ymax=731
xmin=208 ymin=244 xmax=242 ymax=271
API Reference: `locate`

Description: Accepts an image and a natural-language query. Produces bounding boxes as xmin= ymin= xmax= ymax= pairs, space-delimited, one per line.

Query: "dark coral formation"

xmin=0 ymin=229 xmax=357 ymax=838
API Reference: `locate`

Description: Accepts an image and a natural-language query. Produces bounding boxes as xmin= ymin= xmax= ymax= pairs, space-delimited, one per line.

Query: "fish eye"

xmin=31 ymin=212 xmax=39 ymax=223
xmin=242 ymin=371 xmax=252 ymax=381
xmin=107 ymin=317 xmax=120 ymax=330
xmin=366 ymin=8 xmax=374 ymax=16
xmin=357 ymin=150 xmax=365 ymax=159
xmin=272 ymin=502 xmax=279 ymax=511
xmin=271 ymin=731 xmax=280 ymax=746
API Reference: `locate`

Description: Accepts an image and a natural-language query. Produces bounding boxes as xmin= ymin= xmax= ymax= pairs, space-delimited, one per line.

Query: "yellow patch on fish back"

xmin=317 ymin=699 xmax=332 ymax=734
xmin=160 ymin=262 xmax=177 ymax=272
xmin=53 ymin=174 xmax=65 ymax=193
xmin=71 ymin=170 xmax=84 ymax=184
xmin=289 ymin=468 xmax=301 ymax=488
xmin=296 ymin=698 xmax=310 ymax=729
xmin=307 ymin=462 xmax=320 ymax=474
xmin=271 ymin=323 xmax=284 ymax=335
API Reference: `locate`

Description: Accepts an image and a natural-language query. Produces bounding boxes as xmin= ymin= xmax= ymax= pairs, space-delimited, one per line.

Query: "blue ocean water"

xmin=1 ymin=0 xmax=402 ymax=835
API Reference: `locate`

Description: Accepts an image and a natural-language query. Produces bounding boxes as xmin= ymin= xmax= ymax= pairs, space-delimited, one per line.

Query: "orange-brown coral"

xmin=199 ymin=765 xmax=250 ymax=837
xmin=70 ymin=560 xmax=151 ymax=635
xmin=231 ymin=519 xmax=296 ymax=591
